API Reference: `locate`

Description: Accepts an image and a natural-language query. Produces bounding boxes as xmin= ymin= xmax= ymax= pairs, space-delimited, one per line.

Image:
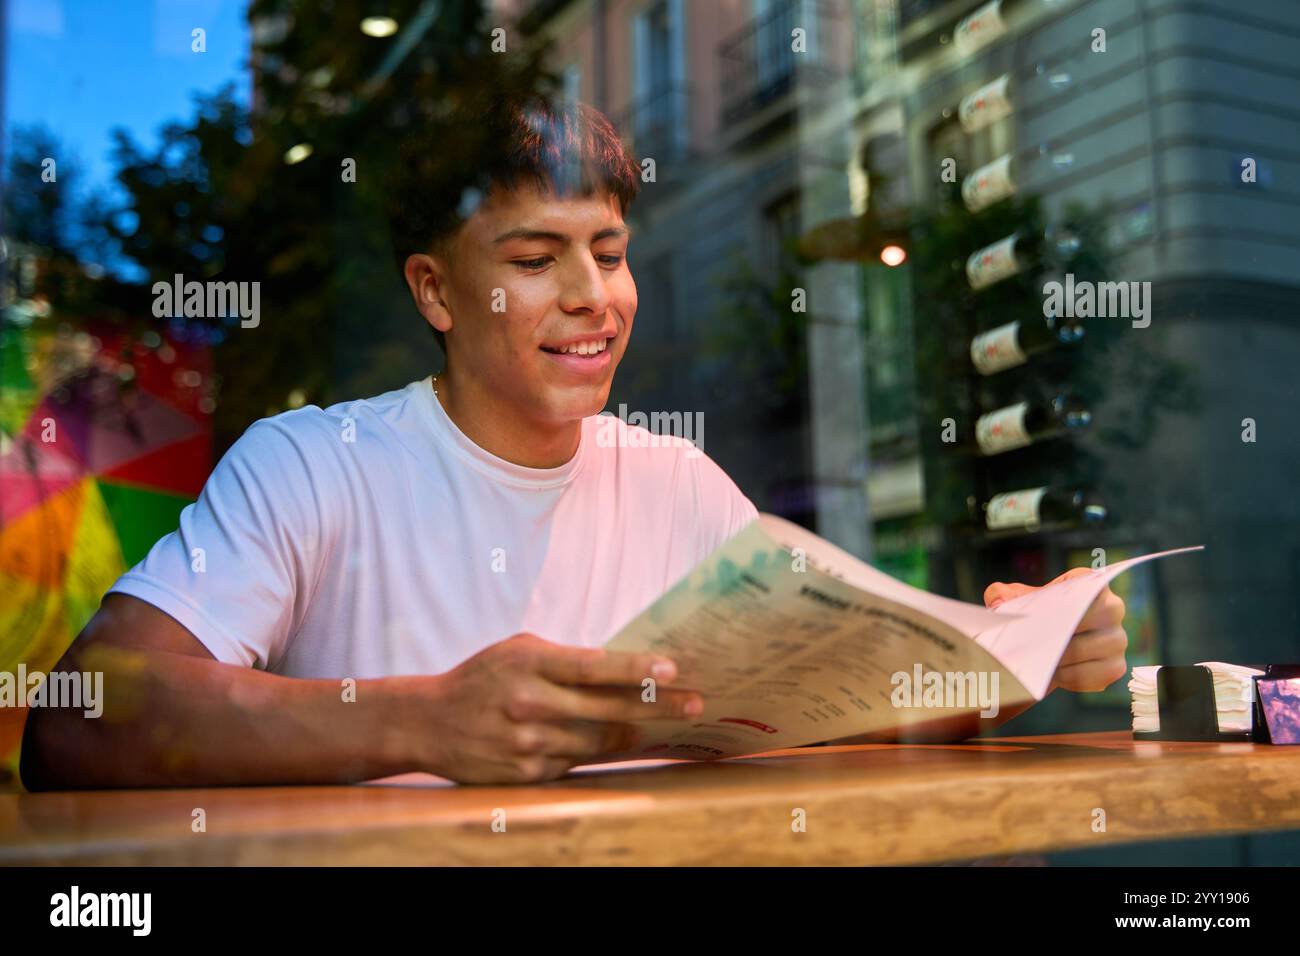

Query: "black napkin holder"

xmin=1132 ymin=665 xmax=1255 ymax=742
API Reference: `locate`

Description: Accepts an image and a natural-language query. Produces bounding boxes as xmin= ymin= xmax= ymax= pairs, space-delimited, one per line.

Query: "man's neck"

xmin=434 ymin=368 xmax=581 ymax=469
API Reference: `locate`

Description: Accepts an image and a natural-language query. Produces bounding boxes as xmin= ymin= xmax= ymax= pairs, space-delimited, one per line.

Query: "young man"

xmin=20 ymin=100 xmax=1126 ymax=789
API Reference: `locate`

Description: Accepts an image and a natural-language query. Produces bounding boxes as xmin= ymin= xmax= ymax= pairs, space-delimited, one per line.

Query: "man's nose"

xmin=557 ymin=252 xmax=612 ymax=316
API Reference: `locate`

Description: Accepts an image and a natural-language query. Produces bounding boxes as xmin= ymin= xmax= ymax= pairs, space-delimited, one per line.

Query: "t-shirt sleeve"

xmin=688 ymin=447 xmax=760 ymax=559
xmin=106 ymin=417 xmax=328 ymax=669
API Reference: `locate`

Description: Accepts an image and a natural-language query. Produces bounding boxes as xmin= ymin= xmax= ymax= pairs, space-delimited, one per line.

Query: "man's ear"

xmin=403 ymin=253 xmax=454 ymax=337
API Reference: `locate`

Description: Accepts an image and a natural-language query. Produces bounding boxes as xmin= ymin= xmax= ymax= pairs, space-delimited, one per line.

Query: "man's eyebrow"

xmin=491 ymin=225 xmax=631 ymax=245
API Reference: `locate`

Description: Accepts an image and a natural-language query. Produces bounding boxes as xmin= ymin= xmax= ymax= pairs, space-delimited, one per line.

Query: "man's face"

xmin=436 ymin=183 xmax=636 ymax=426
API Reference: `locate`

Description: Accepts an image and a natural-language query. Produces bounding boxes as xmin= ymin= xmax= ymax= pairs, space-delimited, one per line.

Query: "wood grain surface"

xmin=3 ymin=731 xmax=1299 ymax=865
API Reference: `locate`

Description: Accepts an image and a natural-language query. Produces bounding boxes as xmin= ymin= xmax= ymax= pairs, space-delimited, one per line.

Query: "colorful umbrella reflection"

xmin=0 ymin=319 xmax=212 ymax=779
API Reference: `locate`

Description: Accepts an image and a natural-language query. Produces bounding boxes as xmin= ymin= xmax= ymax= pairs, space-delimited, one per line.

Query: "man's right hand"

xmin=421 ymin=633 xmax=702 ymax=784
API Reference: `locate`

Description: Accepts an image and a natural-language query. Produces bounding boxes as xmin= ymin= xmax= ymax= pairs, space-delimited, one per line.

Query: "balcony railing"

xmin=614 ymin=85 xmax=692 ymax=166
xmin=718 ymin=0 xmax=829 ymax=128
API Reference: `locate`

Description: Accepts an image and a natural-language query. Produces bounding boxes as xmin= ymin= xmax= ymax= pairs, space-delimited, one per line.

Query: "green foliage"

xmin=10 ymin=0 xmax=557 ymax=450
xmin=703 ymin=243 xmax=810 ymax=426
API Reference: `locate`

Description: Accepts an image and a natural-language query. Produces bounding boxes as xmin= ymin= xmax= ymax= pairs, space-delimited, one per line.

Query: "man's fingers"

xmin=505 ymin=720 xmax=639 ymax=760
xmin=984 ymin=581 xmax=1033 ymax=607
xmin=548 ymin=684 xmax=704 ymax=722
xmin=1047 ymin=566 xmax=1098 ymax=586
xmin=986 ymin=569 xmax=1121 ymax=614
xmin=1077 ymin=587 xmax=1126 ymax=632
xmin=566 ymin=685 xmax=703 ymax=721
xmin=533 ymin=644 xmax=678 ymax=688
xmin=505 ymin=677 xmax=702 ymax=724
xmin=1043 ymin=569 xmax=1125 ymax=632
xmin=489 ymin=753 xmax=579 ymax=785
xmin=1056 ymin=625 xmax=1128 ymax=668
xmin=1052 ymin=656 xmax=1129 ymax=692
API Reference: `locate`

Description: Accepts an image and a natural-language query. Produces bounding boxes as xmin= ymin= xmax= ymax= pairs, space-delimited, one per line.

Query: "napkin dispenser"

xmin=1132 ymin=664 xmax=1300 ymax=743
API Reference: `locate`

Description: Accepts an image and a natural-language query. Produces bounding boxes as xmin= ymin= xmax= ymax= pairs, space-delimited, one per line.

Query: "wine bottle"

xmin=954 ymin=74 xmax=1012 ymax=133
xmin=953 ymin=0 xmax=1068 ymax=57
xmin=981 ymin=486 xmax=1107 ymax=531
xmin=974 ymin=391 xmax=1091 ymax=456
xmin=962 ymin=146 xmax=1075 ymax=212
xmin=970 ymin=310 xmax=1084 ymax=375
xmin=939 ymin=66 xmax=1073 ymax=135
xmin=965 ymin=226 xmax=1080 ymax=291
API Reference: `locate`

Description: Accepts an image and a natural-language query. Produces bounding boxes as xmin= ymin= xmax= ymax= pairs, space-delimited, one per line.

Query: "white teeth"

xmin=556 ymin=338 xmax=607 ymax=355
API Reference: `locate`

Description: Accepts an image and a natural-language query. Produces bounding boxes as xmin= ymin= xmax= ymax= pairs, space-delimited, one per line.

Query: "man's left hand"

xmin=983 ymin=568 xmax=1128 ymax=694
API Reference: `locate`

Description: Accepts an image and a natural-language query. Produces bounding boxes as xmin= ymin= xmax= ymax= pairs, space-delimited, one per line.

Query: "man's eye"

xmin=598 ymin=255 xmax=624 ymax=267
xmin=513 ymin=257 xmax=550 ymax=270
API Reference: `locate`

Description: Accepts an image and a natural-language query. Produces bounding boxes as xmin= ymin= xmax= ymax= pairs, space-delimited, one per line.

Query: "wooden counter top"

xmin=4 ymin=731 xmax=1299 ymax=865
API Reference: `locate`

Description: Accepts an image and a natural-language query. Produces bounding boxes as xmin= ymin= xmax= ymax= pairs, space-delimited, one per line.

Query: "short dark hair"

xmin=388 ymin=95 xmax=641 ymax=355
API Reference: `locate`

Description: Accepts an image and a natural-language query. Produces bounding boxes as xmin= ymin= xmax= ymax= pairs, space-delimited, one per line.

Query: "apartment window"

xmin=753 ymin=0 xmax=819 ymax=88
xmin=631 ymin=0 xmax=687 ymax=161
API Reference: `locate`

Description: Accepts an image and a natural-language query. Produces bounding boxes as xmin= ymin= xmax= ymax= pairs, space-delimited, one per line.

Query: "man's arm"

xmin=20 ymin=594 xmax=704 ymax=790
xmin=20 ymin=593 xmax=435 ymax=789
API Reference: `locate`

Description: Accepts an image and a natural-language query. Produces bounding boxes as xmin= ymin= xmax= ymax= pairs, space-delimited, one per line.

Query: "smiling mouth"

xmin=540 ymin=337 xmax=613 ymax=356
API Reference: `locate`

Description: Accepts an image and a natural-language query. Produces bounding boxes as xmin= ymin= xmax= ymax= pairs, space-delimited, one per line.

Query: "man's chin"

xmin=537 ymin=361 xmax=617 ymax=416
xmin=538 ymin=380 xmax=614 ymax=424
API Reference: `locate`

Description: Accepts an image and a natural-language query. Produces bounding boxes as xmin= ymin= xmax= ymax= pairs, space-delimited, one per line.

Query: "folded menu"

xmin=603 ymin=513 xmax=1202 ymax=760
xmin=1128 ymin=662 xmax=1264 ymax=734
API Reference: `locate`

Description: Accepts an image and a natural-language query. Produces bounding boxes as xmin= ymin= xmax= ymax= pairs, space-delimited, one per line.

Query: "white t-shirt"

xmin=108 ymin=375 xmax=758 ymax=679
